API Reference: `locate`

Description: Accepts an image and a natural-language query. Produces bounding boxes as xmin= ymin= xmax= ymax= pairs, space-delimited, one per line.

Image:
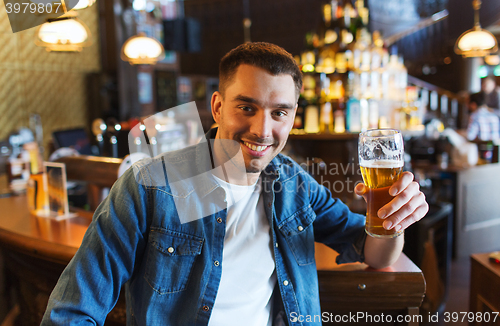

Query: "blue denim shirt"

xmin=42 ymin=129 xmax=366 ymax=326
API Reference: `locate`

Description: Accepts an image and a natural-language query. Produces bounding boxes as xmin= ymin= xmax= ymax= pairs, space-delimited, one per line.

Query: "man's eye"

xmin=239 ymin=106 xmax=253 ymax=112
xmin=274 ymin=111 xmax=287 ymax=117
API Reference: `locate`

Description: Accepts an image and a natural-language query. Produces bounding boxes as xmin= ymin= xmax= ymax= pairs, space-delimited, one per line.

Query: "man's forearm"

xmin=363 ymin=234 xmax=404 ymax=269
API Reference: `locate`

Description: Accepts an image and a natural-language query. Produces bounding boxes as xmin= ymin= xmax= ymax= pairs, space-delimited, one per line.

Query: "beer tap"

xmin=143 ymin=116 xmax=158 ymax=157
xmin=106 ymin=117 xmax=120 ymax=158
xmin=91 ymin=118 xmax=106 ymax=156
xmin=129 ymin=121 xmax=144 ymax=155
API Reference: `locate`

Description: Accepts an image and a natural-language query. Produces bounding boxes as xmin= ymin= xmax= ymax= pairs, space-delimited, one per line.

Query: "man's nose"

xmin=249 ymin=111 xmax=273 ymax=140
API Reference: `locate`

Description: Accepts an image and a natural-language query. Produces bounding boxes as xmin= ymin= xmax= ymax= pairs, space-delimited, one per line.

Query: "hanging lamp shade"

xmin=72 ymin=0 xmax=97 ymax=10
xmin=454 ymin=0 xmax=498 ymax=57
xmin=35 ymin=16 xmax=91 ymax=52
xmin=485 ymin=54 xmax=500 ymax=65
xmin=121 ymin=33 xmax=165 ymax=65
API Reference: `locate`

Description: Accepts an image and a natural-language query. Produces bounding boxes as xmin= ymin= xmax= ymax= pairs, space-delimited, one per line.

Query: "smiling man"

xmin=42 ymin=42 xmax=428 ymax=326
xmin=212 ymin=62 xmax=298 ymax=183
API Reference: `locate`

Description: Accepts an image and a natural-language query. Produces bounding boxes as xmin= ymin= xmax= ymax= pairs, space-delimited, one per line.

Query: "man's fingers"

xmin=354 ymin=182 xmax=367 ymax=197
xmin=383 ymin=191 xmax=428 ymax=230
xmin=388 ymin=172 xmax=414 ymax=196
xmin=378 ymin=181 xmax=420 ymax=218
xmin=388 ymin=200 xmax=429 ymax=231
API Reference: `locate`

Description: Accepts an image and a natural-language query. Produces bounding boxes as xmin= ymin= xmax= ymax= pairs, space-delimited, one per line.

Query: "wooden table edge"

xmin=0 ymin=228 xmax=77 ymax=264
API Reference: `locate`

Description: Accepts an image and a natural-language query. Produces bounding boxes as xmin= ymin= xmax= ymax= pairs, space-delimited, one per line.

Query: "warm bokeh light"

xmin=454 ymin=0 xmax=498 ymax=57
xmin=485 ymin=54 xmax=500 ymax=66
xmin=121 ymin=34 xmax=165 ymax=65
xmin=72 ymin=0 xmax=97 ymax=10
xmin=457 ymin=29 xmax=496 ymax=51
xmin=39 ymin=19 xmax=87 ymax=44
xmin=36 ymin=17 xmax=91 ymax=52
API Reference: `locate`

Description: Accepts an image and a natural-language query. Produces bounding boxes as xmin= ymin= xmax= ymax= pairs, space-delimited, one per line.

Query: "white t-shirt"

xmin=208 ymin=176 xmax=277 ymax=326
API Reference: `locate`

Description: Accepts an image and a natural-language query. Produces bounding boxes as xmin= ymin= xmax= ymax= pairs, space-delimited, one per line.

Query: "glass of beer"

xmin=359 ymin=129 xmax=404 ymax=238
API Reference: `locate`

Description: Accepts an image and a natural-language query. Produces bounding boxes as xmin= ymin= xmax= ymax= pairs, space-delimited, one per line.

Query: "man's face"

xmin=211 ymin=64 xmax=297 ymax=175
xmin=482 ymin=78 xmax=496 ymax=94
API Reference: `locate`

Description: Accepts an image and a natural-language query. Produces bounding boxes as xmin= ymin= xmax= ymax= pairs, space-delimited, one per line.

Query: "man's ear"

xmin=211 ymin=91 xmax=223 ymax=124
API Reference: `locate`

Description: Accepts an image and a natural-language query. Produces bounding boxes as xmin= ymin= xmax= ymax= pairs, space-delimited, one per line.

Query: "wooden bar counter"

xmin=0 ymin=194 xmax=128 ymax=325
xmin=315 ymin=244 xmax=426 ymax=325
xmin=0 ymin=195 xmax=91 ymax=264
xmin=0 ymin=194 xmax=425 ymax=325
xmin=469 ymin=253 xmax=500 ymax=325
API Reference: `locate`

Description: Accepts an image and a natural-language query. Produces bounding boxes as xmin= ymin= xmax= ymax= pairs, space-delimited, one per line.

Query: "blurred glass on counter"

xmin=25 ymin=142 xmax=48 ymax=213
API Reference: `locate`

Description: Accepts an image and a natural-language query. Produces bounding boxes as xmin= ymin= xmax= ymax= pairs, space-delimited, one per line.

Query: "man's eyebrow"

xmin=234 ymin=95 xmax=259 ymax=105
xmin=233 ymin=94 xmax=295 ymax=109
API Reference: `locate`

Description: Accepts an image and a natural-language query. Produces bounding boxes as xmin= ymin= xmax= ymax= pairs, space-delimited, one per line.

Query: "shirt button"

xmin=202 ymin=305 xmax=210 ymax=312
xmin=214 ymin=260 xmax=219 ymax=266
xmin=216 ymin=217 xmax=222 ymax=223
xmin=283 ymin=280 xmax=289 ymax=286
xmin=167 ymin=247 xmax=174 ymax=253
xmin=275 ymin=242 xmax=279 ymax=248
xmin=297 ymin=225 xmax=304 ymax=232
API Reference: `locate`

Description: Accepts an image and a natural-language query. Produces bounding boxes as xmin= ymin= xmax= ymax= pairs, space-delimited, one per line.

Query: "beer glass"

xmin=358 ymin=129 xmax=404 ymax=238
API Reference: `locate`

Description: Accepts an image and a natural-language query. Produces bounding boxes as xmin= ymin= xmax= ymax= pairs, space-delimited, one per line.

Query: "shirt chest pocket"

xmin=144 ymin=228 xmax=204 ymax=295
xmin=278 ymin=205 xmax=316 ymax=266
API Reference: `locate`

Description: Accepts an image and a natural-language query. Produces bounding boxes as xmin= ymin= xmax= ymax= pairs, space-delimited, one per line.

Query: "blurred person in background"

xmin=481 ymin=76 xmax=500 ymax=115
xmin=467 ymin=92 xmax=500 ymax=141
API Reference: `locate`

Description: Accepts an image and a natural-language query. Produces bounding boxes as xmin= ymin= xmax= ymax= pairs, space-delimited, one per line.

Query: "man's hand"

xmin=355 ymin=171 xmax=429 ymax=232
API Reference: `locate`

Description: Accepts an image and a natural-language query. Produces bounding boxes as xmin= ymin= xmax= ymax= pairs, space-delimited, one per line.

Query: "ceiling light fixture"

xmin=35 ymin=13 xmax=92 ymax=52
xmin=485 ymin=54 xmax=500 ymax=65
xmin=121 ymin=33 xmax=165 ymax=65
xmin=454 ymin=0 xmax=498 ymax=57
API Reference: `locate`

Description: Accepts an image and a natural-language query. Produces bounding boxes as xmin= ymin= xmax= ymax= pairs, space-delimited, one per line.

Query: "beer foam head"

xmin=360 ymin=160 xmax=404 ymax=168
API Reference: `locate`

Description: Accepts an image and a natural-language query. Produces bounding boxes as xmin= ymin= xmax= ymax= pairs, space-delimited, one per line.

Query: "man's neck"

xmin=213 ymin=169 xmax=260 ymax=186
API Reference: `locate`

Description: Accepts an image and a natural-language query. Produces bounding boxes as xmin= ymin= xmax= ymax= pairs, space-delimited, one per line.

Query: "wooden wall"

xmin=180 ymin=0 xmax=325 ymax=76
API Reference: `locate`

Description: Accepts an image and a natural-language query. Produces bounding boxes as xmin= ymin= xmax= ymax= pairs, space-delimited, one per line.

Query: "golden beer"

xmin=360 ymin=161 xmax=403 ymax=238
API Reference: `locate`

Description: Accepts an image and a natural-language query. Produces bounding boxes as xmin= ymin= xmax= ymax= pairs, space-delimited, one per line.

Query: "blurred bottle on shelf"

xmin=319 ymin=102 xmax=334 ymax=133
xmin=295 ymin=0 xmax=423 ymax=134
xmin=334 ymin=100 xmax=346 ymax=133
xmin=304 ymin=103 xmax=320 ymax=134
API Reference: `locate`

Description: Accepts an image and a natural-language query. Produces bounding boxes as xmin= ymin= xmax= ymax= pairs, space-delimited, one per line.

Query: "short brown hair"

xmin=219 ymin=42 xmax=303 ymax=99
xmin=469 ymin=92 xmax=485 ymax=107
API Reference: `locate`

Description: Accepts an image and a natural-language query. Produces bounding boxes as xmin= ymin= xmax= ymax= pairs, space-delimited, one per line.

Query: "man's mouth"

xmin=243 ymin=141 xmax=271 ymax=152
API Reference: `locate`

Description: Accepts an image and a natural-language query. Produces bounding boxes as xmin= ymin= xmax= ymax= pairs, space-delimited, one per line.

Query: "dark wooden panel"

xmin=316 ymin=246 xmax=425 ymax=323
xmin=470 ymin=253 xmax=500 ymax=326
xmin=319 ymin=269 xmax=426 ymax=310
xmin=181 ymin=0 xmax=325 ymax=76
xmin=56 ymin=156 xmax=122 ymax=189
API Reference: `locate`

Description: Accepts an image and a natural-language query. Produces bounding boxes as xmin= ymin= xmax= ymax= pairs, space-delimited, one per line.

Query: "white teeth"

xmin=244 ymin=141 xmax=268 ymax=152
